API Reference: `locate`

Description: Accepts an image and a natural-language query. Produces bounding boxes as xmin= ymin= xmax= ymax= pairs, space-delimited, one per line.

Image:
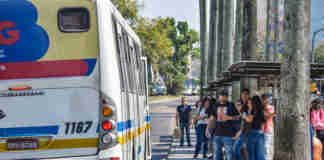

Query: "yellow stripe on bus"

xmin=0 ymin=124 xmax=151 ymax=151
xmin=0 ymin=138 xmax=98 ymax=152
xmin=118 ymin=124 xmax=151 ymax=145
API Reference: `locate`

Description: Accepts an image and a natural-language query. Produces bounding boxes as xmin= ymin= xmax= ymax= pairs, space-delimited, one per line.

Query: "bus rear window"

xmin=58 ymin=8 xmax=90 ymax=32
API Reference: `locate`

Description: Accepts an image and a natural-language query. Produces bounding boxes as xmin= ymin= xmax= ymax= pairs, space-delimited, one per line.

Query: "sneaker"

xmin=180 ymin=144 xmax=184 ymax=147
xmin=203 ymin=155 xmax=207 ymax=158
xmin=188 ymin=144 xmax=192 ymax=147
xmin=193 ymin=154 xmax=198 ymax=159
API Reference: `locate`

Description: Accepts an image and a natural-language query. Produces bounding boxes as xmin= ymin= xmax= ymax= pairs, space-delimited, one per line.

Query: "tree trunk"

xmin=216 ymin=0 xmax=224 ymax=79
xmin=207 ymin=0 xmax=218 ymax=83
xmin=223 ymin=0 xmax=235 ymax=71
xmin=222 ymin=0 xmax=235 ymax=99
xmin=275 ymin=0 xmax=311 ymax=160
xmin=199 ymin=0 xmax=210 ymax=97
xmin=265 ymin=0 xmax=276 ymax=62
xmin=232 ymin=0 xmax=244 ymax=101
xmin=241 ymin=0 xmax=258 ymax=94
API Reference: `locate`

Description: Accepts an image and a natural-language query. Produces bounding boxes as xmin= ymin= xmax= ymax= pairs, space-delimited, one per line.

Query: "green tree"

xmin=156 ymin=18 xmax=200 ymax=94
xmin=109 ymin=2 xmax=200 ymax=95
xmin=111 ymin=0 xmax=139 ymax=24
xmin=134 ymin=18 xmax=173 ymax=72
xmin=315 ymin=43 xmax=324 ymax=63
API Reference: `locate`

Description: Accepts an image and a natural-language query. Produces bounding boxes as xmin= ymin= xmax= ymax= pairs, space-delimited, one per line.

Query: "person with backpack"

xmin=193 ymin=98 xmax=210 ymax=159
xmin=206 ymin=90 xmax=240 ymax=160
xmin=176 ymin=96 xmax=192 ymax=147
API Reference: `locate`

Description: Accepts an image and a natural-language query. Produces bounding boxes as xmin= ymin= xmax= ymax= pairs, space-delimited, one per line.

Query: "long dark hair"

xmin=201 ymin=97 xmax=210 ymax=109
xmin=251 ymin=95 xmax=265 ymax=112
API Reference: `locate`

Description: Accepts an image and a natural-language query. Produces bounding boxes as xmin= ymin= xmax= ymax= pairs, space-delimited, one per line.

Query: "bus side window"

xmin=112 ymin=17 xmax=125 ymax=91
xmin=135 ymin=44 xmax=143 ymax=95
xmin=122 ymin=31 xmax=132 ymax=93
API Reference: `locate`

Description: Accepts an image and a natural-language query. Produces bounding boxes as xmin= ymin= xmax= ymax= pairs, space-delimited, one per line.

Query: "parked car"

xmin=152 ymin=85 xmax=167 ymax=96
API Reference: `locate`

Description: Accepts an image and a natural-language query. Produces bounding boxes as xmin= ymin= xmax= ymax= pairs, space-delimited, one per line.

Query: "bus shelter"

xmin=208 ymin=61 xmax=324 ymax=101
xmin=207 ymin=61 xmax=324 ymax=159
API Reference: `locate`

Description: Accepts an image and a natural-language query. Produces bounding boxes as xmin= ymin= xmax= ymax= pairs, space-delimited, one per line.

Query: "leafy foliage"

xmin=315 ymin=42 xmax=324 ymax=63
xmin=110 ymin=2 xmax=200 ymax=95
xmin=111 ymin=0 xmax=139 ymax=24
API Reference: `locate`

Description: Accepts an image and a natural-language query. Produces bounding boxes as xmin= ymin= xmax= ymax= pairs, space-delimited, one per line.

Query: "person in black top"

xmin=176 ymin=96 xmax=192 ymax=146
xmin=206 ymin=90 xmax=240 ymax=160
xmin=245 ymin=95 xmax=266 ymax=160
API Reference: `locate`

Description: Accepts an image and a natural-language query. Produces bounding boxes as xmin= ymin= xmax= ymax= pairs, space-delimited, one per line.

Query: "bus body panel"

xmin=0 ymin=0 xmax=99 ymax=81
xmin=0 ymin=88 xmax=99 ymax=159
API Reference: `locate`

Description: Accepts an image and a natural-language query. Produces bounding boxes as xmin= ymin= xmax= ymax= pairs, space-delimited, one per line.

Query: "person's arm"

xmin=233 ymin=130 xmax=242 ymax=140
xmin=189 ymin=110 xmax=193 ymax=127
xmin=264 ymin=111 xmax=277 ymax=119
xmin=206 ymin=116 xmax=214 ymax=137
xmin=175 ymin=108 xmax=179 ymax=127
xmin=264 ymin=105 xmax=276 ymax=119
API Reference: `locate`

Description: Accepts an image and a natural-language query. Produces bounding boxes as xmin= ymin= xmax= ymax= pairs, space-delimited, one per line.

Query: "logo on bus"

xmin=0 ymin=21 xmax=20 ymax=46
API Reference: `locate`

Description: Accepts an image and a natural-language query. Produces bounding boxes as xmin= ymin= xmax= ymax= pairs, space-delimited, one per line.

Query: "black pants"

xmin=316 ymin=130 xmax=324 ymax=160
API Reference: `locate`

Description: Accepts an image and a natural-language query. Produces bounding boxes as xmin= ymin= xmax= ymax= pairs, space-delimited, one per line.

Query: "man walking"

xmin=176 ymin=96 xmax=192 ymax=147
xmin=207 ymin=90 xmax=240 ymax=160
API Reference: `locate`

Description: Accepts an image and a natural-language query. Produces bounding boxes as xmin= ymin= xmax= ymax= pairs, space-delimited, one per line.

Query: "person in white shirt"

xmin=193 ymin=98 xmax=210 ymax=159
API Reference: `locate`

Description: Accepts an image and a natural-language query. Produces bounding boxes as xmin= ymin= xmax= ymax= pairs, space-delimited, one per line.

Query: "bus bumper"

xmin=44 ymin=155 xmax=100 ymax=160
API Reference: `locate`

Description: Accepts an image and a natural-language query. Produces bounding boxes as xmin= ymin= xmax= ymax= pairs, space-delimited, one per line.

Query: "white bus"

xmin=0 ymin=0 xmax=151 ymax=159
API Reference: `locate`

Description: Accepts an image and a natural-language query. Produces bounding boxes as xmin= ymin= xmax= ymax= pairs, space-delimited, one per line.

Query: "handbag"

xmin=173 ymin=127 xmax=180 ymax=139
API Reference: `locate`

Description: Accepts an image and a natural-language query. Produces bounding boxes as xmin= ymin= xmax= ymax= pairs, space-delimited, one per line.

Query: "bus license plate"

xmin=6 ymin=138 xmax=39 ymax=150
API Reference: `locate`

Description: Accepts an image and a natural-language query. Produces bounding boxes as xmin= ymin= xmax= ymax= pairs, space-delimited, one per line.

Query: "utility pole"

xmin=223 ymin=0 xmax=235 ymax=99
xmin=232 ymin=0 xmax=244 ymax=101
xmin=199 ymin=0 xmax=209 ymax=98
xmin=207 ymin=0 xmax=218 ymax=85
xmin=275 ymin=0 xmax=311 ymax=159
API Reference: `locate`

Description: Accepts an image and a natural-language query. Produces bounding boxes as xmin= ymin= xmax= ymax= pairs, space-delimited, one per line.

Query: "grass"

xmin=148 ymin=95 xmax=180 ymax=102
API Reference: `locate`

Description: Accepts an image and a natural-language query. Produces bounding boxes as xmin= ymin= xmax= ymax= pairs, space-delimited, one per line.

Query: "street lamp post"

xmin=312 ymin=28 xmax=324 ymax=63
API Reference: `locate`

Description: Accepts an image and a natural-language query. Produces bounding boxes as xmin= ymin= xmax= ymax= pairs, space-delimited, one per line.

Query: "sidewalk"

xmin=167 ymin=128 xmax=211 ymax=160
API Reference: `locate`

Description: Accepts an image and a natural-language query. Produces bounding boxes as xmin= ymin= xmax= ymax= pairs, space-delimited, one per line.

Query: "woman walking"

xmin=233 ymin=99 xmax=253 ymax=160
xmin=193 ymin=98 xmax=210 ymax=159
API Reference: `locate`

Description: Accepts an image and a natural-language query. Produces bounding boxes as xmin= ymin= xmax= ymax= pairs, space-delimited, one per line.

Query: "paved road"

xmin=150 ymin=96 xmax=199 ymax=160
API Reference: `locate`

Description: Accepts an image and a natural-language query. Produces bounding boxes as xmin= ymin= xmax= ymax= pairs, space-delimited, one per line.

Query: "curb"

xmin=149 ymin=97 xmax=180 ymax=105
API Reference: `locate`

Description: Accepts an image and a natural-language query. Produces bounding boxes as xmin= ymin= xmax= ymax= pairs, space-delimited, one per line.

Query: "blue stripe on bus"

xmin=0 ymin=126 xmax=59 ymax=137
xmin=145 ymin=116 xmax=150 ymax=122
xmin=117 ymin=120 xmax=135 ymax=132
xmin=117 ymin=122 xmax=124 ymax=132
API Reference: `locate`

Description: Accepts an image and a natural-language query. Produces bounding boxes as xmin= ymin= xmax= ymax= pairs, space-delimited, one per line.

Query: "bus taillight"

xmin=103 ymin=107 xmax=113 ymax=117
xmin=102 ymin=120 xmax=115 ymax=131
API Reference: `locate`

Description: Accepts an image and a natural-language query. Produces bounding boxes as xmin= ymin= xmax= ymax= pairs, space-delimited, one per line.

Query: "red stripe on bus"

xmin=0 ymin=60 xmax=89 ymax=80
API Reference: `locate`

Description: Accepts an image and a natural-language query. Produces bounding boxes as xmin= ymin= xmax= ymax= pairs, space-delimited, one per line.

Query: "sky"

xmin=138 ymin=0 xmax=200 ymax=31
xmin=311 ymin=0 xmax=324 ymax=45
